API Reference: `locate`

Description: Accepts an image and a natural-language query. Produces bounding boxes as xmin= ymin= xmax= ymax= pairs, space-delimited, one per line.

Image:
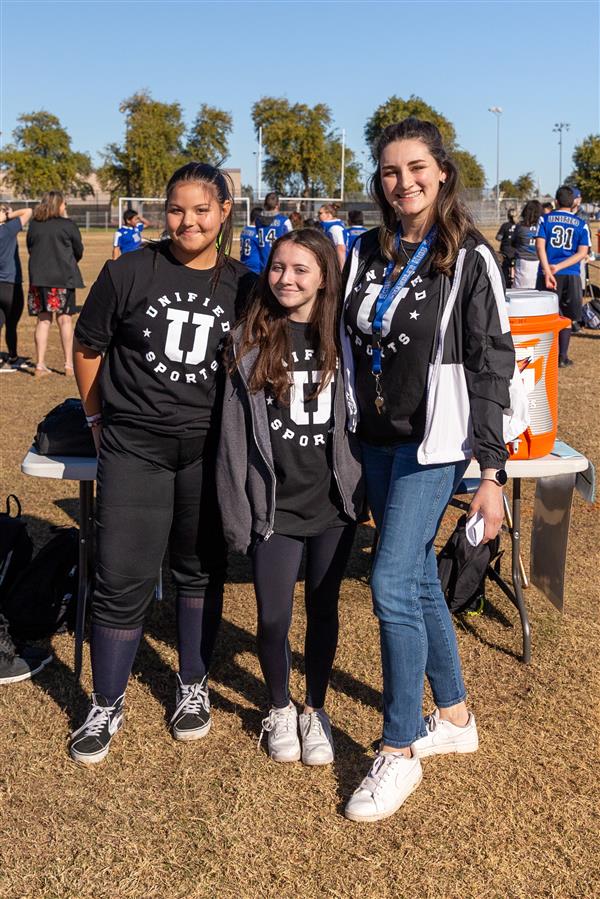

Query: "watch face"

xmin=496 ymin=469 xmax=508 ymax=486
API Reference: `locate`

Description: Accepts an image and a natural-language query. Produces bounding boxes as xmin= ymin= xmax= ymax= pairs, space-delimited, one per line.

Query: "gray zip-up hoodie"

xmin=217 ymin=326 xmax=365 ymax=554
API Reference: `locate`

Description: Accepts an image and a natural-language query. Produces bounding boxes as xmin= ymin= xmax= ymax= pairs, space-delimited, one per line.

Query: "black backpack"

xmin=0 ymin=495 xmax=34 ymax=601
xmin=1 ymin=528 xmax=79 ymax=640
xmin=34 ymin=398 xmax=95 ymax=457
xmin=437 ymin=514 xmax=502 ymax=614
xmin=581 ymin=302 xmax=600 ymax=330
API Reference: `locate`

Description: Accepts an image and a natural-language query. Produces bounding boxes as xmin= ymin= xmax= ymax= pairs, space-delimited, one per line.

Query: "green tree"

xmin=570 ymin=134 xmax=600 ymax=202
xmin=514 ymin=172 xmax=535 ymax=199
xmin=452 ymin=149 xmax=485 ymax=189
xmin=99 ymin=90 xmax=185 ymax=199
xmin=364 ymin=95 xmax=457 ymax=158
xmin=496 ymin=179 xmax=517 ymax=197
xmin=0 ymin=111 xmax=92 ymax=198
xmin=186 ymin=104 xmax=232 ymax=166
xmin=252 ymin=97 xmax=361 ymax=196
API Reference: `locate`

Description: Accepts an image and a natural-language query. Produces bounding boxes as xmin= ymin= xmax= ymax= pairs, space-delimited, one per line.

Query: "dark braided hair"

xmin=165 ymin=162 xmax=234 ymax=287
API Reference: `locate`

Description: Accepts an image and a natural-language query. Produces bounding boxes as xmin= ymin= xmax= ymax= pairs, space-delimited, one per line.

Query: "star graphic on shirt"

xmin=143 ymin=328 xmax=151 ymax=338
xmin=409 ymin=310 xmax=420 ymax=320
xmin=266 ymin=396 xmax=274 ymax=405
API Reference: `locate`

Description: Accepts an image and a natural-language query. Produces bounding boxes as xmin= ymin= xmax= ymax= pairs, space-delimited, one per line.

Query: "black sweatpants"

xmin=251 ymin=525 xmax=356 ymax=709
xmin=93 ymin=424 xmax=227 ymax=629
xmin=0 ymin=282 xmax=24 ymax=357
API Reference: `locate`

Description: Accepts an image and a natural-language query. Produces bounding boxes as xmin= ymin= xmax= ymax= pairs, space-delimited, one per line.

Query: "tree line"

xmin=1 ymin=91 xmax=598 ymax=202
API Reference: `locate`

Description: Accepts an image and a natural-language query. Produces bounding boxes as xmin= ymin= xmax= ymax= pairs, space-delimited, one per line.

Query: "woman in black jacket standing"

xmin=26 ymin=191 xmax=84 ymax=376
xmin=341 ymin=118 xmax=520 ymax=823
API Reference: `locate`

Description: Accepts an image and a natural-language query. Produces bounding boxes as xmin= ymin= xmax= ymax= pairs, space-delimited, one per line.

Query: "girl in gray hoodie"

xmin=218 ymin=229 xmax=364 ymax=768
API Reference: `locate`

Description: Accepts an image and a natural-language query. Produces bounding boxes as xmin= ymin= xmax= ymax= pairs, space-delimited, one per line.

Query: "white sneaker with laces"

xmin=411 ymin=709 xmax=479 ymax=758
xmin=259 ymin=702 xmax=300 ymax=763
xmin=299 ymin=709 xmax=334 ymax=765
xmin=344 ymin=752 xmax=423 ymax=823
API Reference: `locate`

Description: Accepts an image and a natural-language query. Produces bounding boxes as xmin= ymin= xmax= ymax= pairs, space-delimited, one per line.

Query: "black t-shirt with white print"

xmin=266 ymin=320 xmax=347 ymax=537
xmin=75 ymin=244 xmax=256 ymax=435
xmin=344 ymin=241 xmax=440 ymax=446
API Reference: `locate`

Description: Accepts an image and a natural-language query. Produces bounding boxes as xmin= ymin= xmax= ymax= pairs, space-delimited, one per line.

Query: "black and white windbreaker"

xmin=340 ymin=230 xmax=529 ymax=471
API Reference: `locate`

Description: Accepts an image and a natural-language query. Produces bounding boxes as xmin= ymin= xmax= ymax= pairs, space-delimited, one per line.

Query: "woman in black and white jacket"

xmin=341 ymin=118 xmax=524 ymax=823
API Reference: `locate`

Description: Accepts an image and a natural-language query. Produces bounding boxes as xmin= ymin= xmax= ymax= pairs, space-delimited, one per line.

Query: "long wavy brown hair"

xmin=234 ymin=228 xmax=341 ymax=405
xmin=370 ymin=117 xmax=482 ymax=276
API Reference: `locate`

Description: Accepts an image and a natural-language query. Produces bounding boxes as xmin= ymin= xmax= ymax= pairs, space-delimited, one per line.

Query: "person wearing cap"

xmin=495 ymin=208 xmax=517 ymax=287
xmin=536 ymin=185 xmax=589 ymax=367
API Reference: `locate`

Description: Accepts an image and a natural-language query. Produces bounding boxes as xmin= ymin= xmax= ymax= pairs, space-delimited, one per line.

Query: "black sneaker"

xmin=170 ymin=674 xmax=211 ymax=741
xmin=0 ymin=616 xmax=53 ymax=683
xmin=69 ymin=693 xmax=124 ymax=765
xmin=559 ymin=357 xmax=574 ymax=368
xmin=0 ymin=647 xmax=53 ymax=683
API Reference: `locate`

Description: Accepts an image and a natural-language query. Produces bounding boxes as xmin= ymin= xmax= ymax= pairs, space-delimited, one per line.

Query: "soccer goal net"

xmin=118 ymin=196 xmax=250 ymax=233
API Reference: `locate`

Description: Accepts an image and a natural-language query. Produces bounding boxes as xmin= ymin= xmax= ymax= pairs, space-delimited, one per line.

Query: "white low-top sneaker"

xmin=259 ymin=703 xmax=301 ymax=763
xmin=344 ymin=752 xmax=423 ymax=822
xmin=411 ymin=709 xmax=479 ymax=758
xmin=299 ymin=710 xmax=334 ymax=765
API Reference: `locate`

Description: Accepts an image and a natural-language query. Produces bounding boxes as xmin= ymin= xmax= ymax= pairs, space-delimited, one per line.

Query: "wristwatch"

xmin=481 ymin=468 xmax=508 ymax=487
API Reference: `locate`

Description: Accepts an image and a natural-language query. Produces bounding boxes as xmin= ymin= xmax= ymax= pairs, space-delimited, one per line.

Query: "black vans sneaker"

xmin=0 ymin=617 xmax=53 ymax=683
xmin=0 ymin=646 xmax=53 ymax=683
xmin=69 ymin=693 xmax=124 ymax=765
xmin=170 ymin=674 xmax=211 ymax=741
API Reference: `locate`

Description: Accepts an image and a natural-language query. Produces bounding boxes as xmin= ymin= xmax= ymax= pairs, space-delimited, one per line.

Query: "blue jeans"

xmin=362 ymin=441 xmax=469 ymax=748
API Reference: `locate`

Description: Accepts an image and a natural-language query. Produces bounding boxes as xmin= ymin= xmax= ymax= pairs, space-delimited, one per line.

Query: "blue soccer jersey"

xmin=113 ymin=223 xmax=145 ymax=254
xmin=255 ymin=213 xmax=292 ymax=269
xmin=344 ymin=225 xmax=367 ymax=255
xmin=536 ymin=211 xmax=589 ymax=275
xmin=239 ymin=224 xmax=261 ymax=274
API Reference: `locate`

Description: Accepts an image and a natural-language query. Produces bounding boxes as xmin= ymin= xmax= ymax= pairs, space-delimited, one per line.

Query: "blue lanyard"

xmin=371 ymin=226 xmax=437 ymax=375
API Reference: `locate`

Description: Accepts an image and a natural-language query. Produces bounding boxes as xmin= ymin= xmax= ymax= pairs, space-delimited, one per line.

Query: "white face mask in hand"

xmin=465 ymin=511 xmax=485 ymax=547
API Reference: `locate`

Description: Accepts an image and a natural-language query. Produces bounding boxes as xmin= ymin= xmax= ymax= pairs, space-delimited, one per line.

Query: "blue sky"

xmin=2 ymin=0 xmax=598 ymax=195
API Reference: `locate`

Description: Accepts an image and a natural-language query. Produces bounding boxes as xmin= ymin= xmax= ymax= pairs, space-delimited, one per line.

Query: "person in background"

xmin=344 ymin=210 xmax=368 ymax=257
xmin=542 ymin=202 xmax=554 ymax=215
xmin=289 ymin=211 xmax=304 ymax=230
xmin=571 ymin=188 xmax=594 ymax=303
xmin=0 ymin=204 xmax=31 ymax=371
xmin=511 ymin=200 xmax=543 ymax=289
xmin=68 ymin=162 xmax=256 ymax=766
xmin=495 ymin=207 xmax=517 ymax=287
xmin=218 ymin=228 xmax=363 ymax=767
xmin=536 ymin=185 xmax=589 ymax=367
xmin=26 ymin=191 xmax=84 ymax=377
xmin=255 ymin=193 xmax=293 ymax=271
xmin=239 ymin=207 xmax=262 ymax=274
xmin=112 ymin=209 xmax=149 ymax=260
xmin=341 ymin=117 xmax=516 ymax=823
xmin=318 ymin=203 xmax=346 ymax=269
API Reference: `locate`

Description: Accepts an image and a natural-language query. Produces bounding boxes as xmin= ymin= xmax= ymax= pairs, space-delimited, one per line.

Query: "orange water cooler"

xmin=506 ymin=289 xmax=570 ymax=460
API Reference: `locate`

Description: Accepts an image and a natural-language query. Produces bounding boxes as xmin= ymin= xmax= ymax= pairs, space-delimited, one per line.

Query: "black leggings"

xmin=251 ymin=525 xmax=356 ymax=709
xmin=93 ymin=424 xmax=227 ymax=630
xmin=0 ymin=282 xmax=24 ymax=357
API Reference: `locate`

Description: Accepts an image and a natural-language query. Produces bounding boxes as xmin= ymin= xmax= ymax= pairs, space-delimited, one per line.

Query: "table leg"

xmin=74 ymin=481 xmax=94 ymax=683
xmin=510 ymin=479 xmax=531 ymax=663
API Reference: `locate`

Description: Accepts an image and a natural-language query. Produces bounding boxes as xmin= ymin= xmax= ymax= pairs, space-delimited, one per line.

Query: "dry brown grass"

xmin=0 ymin=232 xmax=598 ymax=899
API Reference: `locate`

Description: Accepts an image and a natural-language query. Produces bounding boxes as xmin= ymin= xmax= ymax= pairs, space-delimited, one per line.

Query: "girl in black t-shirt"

xmin=218 ymin=229 xmax=363 ymax=767
xmin=69 ymin=163 xmax=256 ymax=765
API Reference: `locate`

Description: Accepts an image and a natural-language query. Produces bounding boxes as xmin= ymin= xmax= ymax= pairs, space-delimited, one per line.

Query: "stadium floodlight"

xmin=488 ymin=106 xmax=503 ymax=221
xmin=552 ymin=123 xmax=570 ymax=185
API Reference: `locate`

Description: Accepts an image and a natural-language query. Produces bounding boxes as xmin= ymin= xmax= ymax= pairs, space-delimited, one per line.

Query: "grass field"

xmin=0 ymin=230 xmax=599 ymax=899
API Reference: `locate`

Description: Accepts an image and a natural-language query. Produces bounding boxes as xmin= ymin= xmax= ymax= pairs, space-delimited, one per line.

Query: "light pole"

xmin=489 ymin=106 xmax=503 ymax=222
xmin=553 ymin=122 xmax=570 ymax=186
